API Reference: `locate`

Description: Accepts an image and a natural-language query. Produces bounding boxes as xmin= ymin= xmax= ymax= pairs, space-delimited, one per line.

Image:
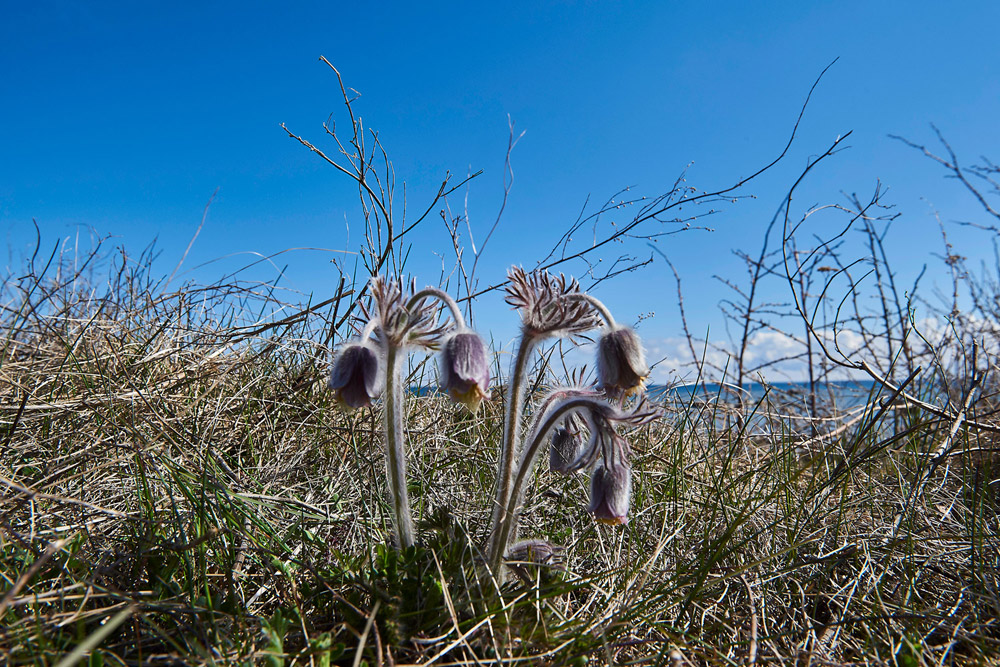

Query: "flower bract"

xmin=505 ymin=267 xmax=602 ymax=339
xmin=368 ymin=276 xmax=445 ymax=350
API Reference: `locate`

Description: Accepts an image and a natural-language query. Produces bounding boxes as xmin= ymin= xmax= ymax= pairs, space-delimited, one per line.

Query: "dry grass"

xmin=2 ymin=240 xmax=999 ymax=666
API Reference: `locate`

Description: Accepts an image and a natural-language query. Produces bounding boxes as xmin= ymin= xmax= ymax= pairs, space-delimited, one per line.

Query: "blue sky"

xmin=3 ymin=2 xmax=999 ymax=381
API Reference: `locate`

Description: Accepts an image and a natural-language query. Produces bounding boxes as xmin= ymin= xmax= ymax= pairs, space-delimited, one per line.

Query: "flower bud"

xmin=589 ymin=462 xmax=632 ymax=525
xmin=440 ymin=330 xmax=491 ymax=412
xmin=505 ymin=538 xmax=565 ymax=584
xmin=506 ymin=538 xmax=563 ymax=565
xmin=328 ymin=341 xmax=382 ymax=409
xmin=549 ymin=414 xmax=588 ymax=474
xmin=597 ymin=325 xmax=649 ymax=396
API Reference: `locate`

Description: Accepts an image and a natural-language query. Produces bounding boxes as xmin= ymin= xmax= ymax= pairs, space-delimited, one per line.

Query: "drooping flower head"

xmin=489 ymin=386 xmax=663 ymax=566
xmin=583 ymin=401 xmax=653 ymax=524
xmin=549 ymin=412 xmax=588 ymax=474
xmin=506 ymin=538 xmax=563 ymax=566
xmin=329 ymin=339 xmax=383 ymax=409
xmin=505 ymin=267 xmax=602 ymax=340
xmin=597 ymin=325 xmax=650 ymax=396
xmin=589 ymin=460 xmax=632 ymax=525
xmin=543 ymin=391 xmax=656 ymax=525
xmin=505 ymin=538 xmax=566 ymax=584
xmin=440 ymin=330 xmax=492 ymax=412
xmin=531 ymin=390 xmax=658 ymax=477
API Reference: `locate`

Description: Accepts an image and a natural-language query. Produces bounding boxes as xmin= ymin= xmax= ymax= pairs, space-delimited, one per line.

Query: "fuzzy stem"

xmin=408 ymin=287 xmax=466 ymax=329
xmin=383 ymin=343 xmax=415 ymax=548
xmin=487 ymin=330 xmax=540 ymax=567
xmin=490 ymin=393 xmax=613 ymax=570
xmin=565 ymin=293 xmax=617 ymax=328
xmin=360 ymin=318 xmax=379 ymax=341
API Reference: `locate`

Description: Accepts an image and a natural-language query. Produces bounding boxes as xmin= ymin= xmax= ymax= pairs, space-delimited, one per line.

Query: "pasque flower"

xmin=488 ymin=387 xmax=662 ymax=568
xmin=589 ymin=460 xmax=632 ymax=525
xmin=440 ymin=330 xmax=491 ymax=412
xmin=489 ymin=268 xmax=604 ymax=562
xmin=328 ymin=340 xmax=382 ymax=409
xmin=346 ymin=277 xmax=485 ymax=549
xmin=506 ymin=538 xmax=563 ymax=566
xmin=505 ymin=538 xmax=565 ymax=583
xmin=327 ymin=270 xmax=665 ymax=563
xmin=597 ymin=325 xmax=649 ymax=396
xmin=559 ymin=291 xmax=649 ymax=396
xmin=549 ymin=413 xmax=588 ymax=474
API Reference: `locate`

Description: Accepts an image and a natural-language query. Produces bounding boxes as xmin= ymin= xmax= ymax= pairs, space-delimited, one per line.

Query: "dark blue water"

xmin=651 ymin=379 xmax=878 ymax=410
xmin=415 ymin=379 xmax=878 ymax=411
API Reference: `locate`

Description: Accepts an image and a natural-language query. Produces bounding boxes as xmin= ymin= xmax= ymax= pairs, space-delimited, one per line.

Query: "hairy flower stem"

xmin=383 ymin=343 xmax=415 ymax=548
xmin=408 ymin=288 xmax=466 ymax=328
xmin=565 ymin=293 xmax=616 ymax=328
xmin=487 ymin=330 xmax=540 ymax=567
xmin=490 ymin=393 xmax=611 ymax=571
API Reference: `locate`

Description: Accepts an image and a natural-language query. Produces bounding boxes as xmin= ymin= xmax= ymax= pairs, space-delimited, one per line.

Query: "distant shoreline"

xmin=411 ymin=378 xmax=878 ymax=398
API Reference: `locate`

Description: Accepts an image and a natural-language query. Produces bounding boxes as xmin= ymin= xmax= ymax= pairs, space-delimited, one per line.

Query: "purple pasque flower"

xmin=549 ymin=412 xmax=588 ymax=474
xmin=505 ymin=538 xmax=565 ymax=582
xmin=440 ymin=330 xmax=491 ymax=412
xmin=597 ymin=325 xmax=649 ymax=396
xmin=506 ymin=538 xmax=563 ymax=566
xmin=553 ymin=397 xmax=639 ymax=524
xmin=589 ymin=459 xmax=632 ymax=525
xmin=489 ymin=388 xmax=661 ymax=567
xmin=329 ymin=340 xmax=383 ymax=409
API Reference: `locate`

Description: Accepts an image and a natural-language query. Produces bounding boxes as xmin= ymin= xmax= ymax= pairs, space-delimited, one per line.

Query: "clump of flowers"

xmin=328 ymin=268 xmax=661 ymax=575
xmin=329 ymin=277 xmax=488 ymax=548
xmin=485 ymin=268 xmax=661 ymax=570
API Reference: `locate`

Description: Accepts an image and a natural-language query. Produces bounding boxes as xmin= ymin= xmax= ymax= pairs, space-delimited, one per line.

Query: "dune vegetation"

xmin=2 ymin=63 xmax=999 ymax=665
